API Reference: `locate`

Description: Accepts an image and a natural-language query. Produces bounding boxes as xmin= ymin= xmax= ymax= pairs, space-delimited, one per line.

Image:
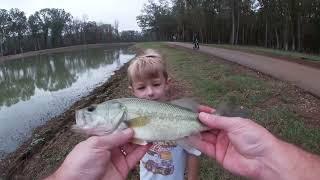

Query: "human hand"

xmin=190 ymin=110 xmax=277 ymax=179
xmin=47 ymin=129 xmax=150 ymax=180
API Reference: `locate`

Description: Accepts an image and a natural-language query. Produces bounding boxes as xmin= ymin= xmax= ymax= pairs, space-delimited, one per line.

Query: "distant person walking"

xmin=193 ymin=33 xmax=199 ymax=50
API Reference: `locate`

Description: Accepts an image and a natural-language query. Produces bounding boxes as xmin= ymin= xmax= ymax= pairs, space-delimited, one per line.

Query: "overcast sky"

xmin=0 ymin=0 xmax=148 ymax=31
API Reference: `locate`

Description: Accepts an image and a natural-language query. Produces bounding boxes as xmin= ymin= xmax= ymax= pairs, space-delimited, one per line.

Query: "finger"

xmin=201 ymin=132 xmax=218 ymax=144
xmin=89 ymin=128 xmax=134 ymax=150
xmin=121 ymin=143 xmax=145 ymax=154
xmin=126 ymin=144 xmax=151 ymax=170
xmin=203 ymin=129 xmax=220 ymax=136
xmin=199 ymin=112 xmax=241 ymax=131
xmin=210 ymin=129 xmax=220 ymax=135
xmin=215 ymin=132 xmax=230 ymax=163
xmin=198 ymin=105 xmax=216 ymax=113
xmin=187 ymin=132 xmax=217 ymax=145
xmin=121 ymin=143 xmax=136 ymax=154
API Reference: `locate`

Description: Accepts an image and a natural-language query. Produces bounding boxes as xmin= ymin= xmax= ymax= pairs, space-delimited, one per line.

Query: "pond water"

xmin=0 ymin=46 xmax=135 ymax=158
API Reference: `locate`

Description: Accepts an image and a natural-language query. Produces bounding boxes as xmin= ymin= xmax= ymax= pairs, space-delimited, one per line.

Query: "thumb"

xmin=199 ymin=112 xmax=240 ymax=131
xmin=89 ymin=128 xmax=134 ymax=150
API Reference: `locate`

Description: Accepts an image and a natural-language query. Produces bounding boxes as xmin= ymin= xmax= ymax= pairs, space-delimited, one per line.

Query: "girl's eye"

xmin=153 ymin=84 xmax=160 ymax=87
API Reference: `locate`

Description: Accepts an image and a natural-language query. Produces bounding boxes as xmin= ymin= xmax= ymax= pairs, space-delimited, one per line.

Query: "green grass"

xmin=254 ymin=107 xmax=320 ymax=153
xmin=207 ymin=44 xmax=320 ymax=62
xmin=135 ymin=42 xmax=320 ymax=179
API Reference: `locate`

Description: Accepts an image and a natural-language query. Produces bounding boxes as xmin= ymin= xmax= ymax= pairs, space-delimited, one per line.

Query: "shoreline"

xmin=0 ymin=42 xmax=136 ymax=62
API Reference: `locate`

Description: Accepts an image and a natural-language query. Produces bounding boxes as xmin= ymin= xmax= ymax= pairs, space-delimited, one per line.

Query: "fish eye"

xmin=87 ymin=105 xmax=96 ymax=112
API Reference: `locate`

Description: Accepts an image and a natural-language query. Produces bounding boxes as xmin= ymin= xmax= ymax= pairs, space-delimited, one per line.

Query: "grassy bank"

xmin=207 ymin=44 xmax=320 ymax=62
xmin=136 ymin=42 xmax=320 ymax=179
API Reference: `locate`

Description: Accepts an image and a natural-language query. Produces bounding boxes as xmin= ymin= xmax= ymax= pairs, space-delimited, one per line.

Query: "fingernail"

xmin=199 ymin=112 xmax=209 ymax=120
xmin=122 ymin=128 xmax=133 ymax=135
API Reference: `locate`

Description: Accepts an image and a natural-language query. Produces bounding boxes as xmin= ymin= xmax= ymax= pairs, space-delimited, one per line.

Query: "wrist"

xmin=45 ymin=171 xmax=58 ymax=180
xmin=46 ymin=165 xmax=78 ymax=180
xmin=257 ymin=137 xmax=290 ymax=180
xmin=257 ymin=137 xmax=320 ymax=180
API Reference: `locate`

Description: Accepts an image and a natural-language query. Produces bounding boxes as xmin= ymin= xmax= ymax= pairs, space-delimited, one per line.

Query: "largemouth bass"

xmin=73 ymin=98 xmax=209 ymax=143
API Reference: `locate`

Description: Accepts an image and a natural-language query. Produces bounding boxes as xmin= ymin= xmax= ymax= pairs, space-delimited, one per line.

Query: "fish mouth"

xmin=75 ymin=110 xmax=85 ymax=126
xmin=72 ymin=110 xmax=87 ymax=133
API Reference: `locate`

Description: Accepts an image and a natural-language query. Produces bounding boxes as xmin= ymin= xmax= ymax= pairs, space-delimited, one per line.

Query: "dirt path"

xmin=168 ymin=42 xmax=320 ymax=97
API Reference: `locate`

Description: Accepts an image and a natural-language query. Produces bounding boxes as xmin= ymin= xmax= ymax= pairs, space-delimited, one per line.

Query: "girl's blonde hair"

xmin=127 ymin=49 xmax=168 ymax=85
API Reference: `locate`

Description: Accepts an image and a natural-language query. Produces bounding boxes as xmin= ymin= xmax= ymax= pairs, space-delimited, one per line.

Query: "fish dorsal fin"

xmin=170 ymin=98 xmax=199 ymax=112
xmin=126 ymin=116 xmax=150 ymax=128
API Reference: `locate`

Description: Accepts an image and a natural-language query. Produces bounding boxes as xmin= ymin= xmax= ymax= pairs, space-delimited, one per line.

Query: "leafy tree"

xmin=0 ymin=9 xmax=10 ymax=55
xmin=9 ymin=8 xmax=27 ymax=53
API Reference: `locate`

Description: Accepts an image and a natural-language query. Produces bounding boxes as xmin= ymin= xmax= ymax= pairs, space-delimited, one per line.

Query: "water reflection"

xmin=0 ymin=47 xmax=135 ymax=158
xmin=0 ymin=48 xmax=124 ymax=108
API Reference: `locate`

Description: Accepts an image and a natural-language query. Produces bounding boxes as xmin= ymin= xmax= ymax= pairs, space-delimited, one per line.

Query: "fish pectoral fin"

xmin=131 ymin=138 xmax=148 ymax=145
xmin=170 ymin=98 xmax=199 ymax=112
xmin=126 ymin=116 xmax=150 ymax=128
xmin=177 ymin=138 xmax=201 ymax=156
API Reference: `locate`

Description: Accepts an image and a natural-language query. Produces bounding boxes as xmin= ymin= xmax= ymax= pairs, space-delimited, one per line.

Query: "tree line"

xmin=0 ymin=8 xmax=144 ymax=56
xmin=137 ymin=0 xmax=320 ymax=53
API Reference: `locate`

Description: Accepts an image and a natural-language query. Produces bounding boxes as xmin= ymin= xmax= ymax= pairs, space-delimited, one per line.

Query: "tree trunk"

xmin=34 ymin=39 xmax=37 ymax=51
xmin=291 ymin=20 xmax=296 ymax=51
xmin=182 ymin=24 xmax=185 ymax=41
xmin=242 ymin=26 xmax=245 ymax=45
xmin=249 ymin=24 xmax=253 ymax=45
xmin=292 ymin=35 xmax=296 ymax=51
xmin=59 ymin=34 xmax=64 ymax=46
xmin=235 ymin=1 xmax=240 ymax=45
xmin=284 ymin=40 xmax=288 ymax=51
xmin=0 ymin=41 xmax=3 ymax=56
xmin=0 ymin=31 xmax=3 ymax=55
xmin=297 ymin=16 xmax=302 ymax=51
xmin=44 ymin=29 xmax=48 ymax=49
xmin=230 ymin=0 xmax=235 ymax=45
xmin=83 ymin=31 xmax=86 ymax=44
xmin=177 ymin=26 xmax=180 ymax=41
xmin=19 ymin=38 xmax=23 ymax=53
xmin=210 ymin=24 xmax=213 ymax=43
xmin=265 ymin=19 xmax=268 ymax=47
xmin=37 ymin=38 xmax=41 ymax=50
xmin=218 ymin=25 xmax=221 ymax=44
xmin=200 ymin=29 xmax=204 ymax=43
xmin=275 ymin=28 xmax=280 ymax=49
xmin=14 ymin=37 xmax=17 ymax=54
xmin=283 ymin=17 xmax=289 ymax=50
